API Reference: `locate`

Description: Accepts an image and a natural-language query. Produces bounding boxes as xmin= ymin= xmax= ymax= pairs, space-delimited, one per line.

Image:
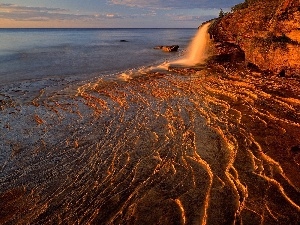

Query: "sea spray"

xmin=117 ymin=23 xmax=212 ymax=79
xmin=155 ymin=22 xmax=211 ymax=70
xmin=172 ymin=22 xmax=211 ymax=66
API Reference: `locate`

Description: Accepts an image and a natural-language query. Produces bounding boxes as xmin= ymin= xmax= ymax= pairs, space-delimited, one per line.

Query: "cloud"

xmin=109 ymin=0 xmax=243 ymax=9
xmin=171 ymin=14 xmax=216 ymax=22
xmin=0 ymin=3 xmax=123 ymax=21
xmin=0 ymin=3 xmax=67 ymax=14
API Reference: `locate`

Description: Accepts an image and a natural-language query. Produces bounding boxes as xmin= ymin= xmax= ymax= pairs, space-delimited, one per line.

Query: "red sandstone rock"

xmin=154 ymin=45 xmax=179 ymax=52
xmin=209 ymin=0 xmax=300 ymax=77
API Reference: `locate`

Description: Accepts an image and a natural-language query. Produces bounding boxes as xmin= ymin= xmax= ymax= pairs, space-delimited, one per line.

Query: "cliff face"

xmin=210 ymin=0 xmax=300 ymax=77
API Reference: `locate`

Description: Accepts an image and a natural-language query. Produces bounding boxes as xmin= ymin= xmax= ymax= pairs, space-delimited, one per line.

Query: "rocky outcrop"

xmin=154 ymin=45 xmax=179 ymax=52
xmin=209 ymin=0 xmax=300 ymax=77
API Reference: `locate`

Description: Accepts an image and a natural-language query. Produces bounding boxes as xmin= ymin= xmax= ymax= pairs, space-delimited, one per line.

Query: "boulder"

xmin=210 ymin=42 xmax=245 ymax=63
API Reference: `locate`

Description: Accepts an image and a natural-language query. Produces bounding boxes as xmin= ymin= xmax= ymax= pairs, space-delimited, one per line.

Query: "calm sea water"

xmin=0 ymin=28 xmax=196 ymax=84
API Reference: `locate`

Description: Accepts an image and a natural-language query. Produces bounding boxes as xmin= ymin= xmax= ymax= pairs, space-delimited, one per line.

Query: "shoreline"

xmin=1 ymin=58 xmax=300 ymax=223
xmin=1 ymin=0 xmax=300 ymax=223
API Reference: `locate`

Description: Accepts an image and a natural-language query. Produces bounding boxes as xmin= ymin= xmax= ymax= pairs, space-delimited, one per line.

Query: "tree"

xmin=219 ymin=8 xmax=225 ymax=18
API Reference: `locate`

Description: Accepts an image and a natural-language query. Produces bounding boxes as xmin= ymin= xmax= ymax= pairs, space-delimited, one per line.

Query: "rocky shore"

xmin=0 ymin=0 xmax=299 ymax=224
xmin=1 ymin=62 xmax=299 ymax=224
xmin=209 ymin=0 xmax=300 ymax=78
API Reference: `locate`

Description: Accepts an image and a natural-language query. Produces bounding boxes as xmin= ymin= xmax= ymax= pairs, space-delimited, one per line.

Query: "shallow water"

xmin=0 ymin=28 xmax=195 ymax=84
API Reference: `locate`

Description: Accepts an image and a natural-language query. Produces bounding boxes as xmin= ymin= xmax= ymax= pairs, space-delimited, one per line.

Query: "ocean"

xmin=0 ymin=28 xmax=196 ymax=84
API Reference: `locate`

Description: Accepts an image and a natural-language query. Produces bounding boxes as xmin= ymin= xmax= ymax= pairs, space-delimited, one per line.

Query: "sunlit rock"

xmin=209 ymin=0 xmax=300 ymax=77
xmin=154 ymin=45 xmax=179 ymax=52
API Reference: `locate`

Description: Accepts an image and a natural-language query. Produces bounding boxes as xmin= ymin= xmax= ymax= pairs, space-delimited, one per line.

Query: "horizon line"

xmin=0 ymin=27 xmax=197 ymax=29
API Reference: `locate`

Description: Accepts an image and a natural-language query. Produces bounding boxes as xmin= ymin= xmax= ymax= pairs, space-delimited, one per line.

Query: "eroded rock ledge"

xmin=209 ymin=0 xmax=300 ymax=78
xmin=154 ymin=45 xmax=179 ymax=52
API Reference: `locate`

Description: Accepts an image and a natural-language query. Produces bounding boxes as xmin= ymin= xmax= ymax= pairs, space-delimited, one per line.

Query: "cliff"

xmin=209 ymin=0 xmax=300 ymax=77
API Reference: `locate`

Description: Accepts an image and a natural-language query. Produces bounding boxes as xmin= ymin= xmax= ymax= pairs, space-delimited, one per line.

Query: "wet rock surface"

xmin=0 ymin=61 xmax=299 ymax=224
xmin=154 ymin=45 xmax=179 ymax=52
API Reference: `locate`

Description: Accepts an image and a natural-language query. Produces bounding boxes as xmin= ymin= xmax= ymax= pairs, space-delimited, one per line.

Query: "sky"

xmin=0 ymin=0 xmax=243 ymax=28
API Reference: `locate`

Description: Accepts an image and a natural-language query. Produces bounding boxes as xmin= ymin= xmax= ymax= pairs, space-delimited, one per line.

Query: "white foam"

xmin=155 ymin=23 xmax=211 ymax=71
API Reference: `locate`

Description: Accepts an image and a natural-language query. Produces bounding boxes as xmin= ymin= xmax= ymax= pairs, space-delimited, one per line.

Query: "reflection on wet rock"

xmin=0 ymin=65 xmax=300 ymax=224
